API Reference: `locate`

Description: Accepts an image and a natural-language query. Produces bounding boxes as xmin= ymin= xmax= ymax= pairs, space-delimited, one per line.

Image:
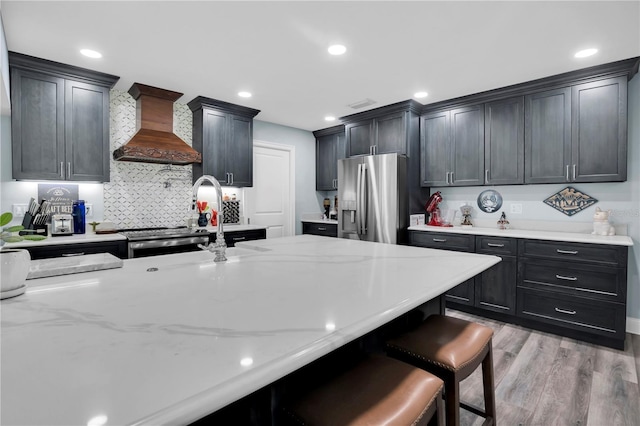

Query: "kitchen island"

xmin=1 ymin=235 xmax=499 ymax=425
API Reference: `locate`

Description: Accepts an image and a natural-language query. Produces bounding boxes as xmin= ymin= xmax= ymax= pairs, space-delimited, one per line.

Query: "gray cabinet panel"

xmin=346 ymin=120 xmax=372 ymax=157
xmin=199 ymin=109 xmax=228 ymax=183
xmin=65 ymin=80 xmax=110 ymax=181
xmin=315 ymin=128 xmax=345 ymax=191
xmin=228 ymin=115 xmax=253 ymax=187
xmin=420 ymin=111 xmax=449 ymax=186
xmin=375 ymin=112 xmax=406 ymax=154
xmin=475 ymin=256 xmax=517 ymax=314
xmin=11 ymin=69 xmax=65 ymax=180
xmin=525 ymin=88 xmax=571 ymax=184
xmin=485 ymin=97 xmax=524 ymax=185
xmin=572 ymin=77 xmax=627 ymax=182
xmin=450 ymin=105 xmax=484 ymax=186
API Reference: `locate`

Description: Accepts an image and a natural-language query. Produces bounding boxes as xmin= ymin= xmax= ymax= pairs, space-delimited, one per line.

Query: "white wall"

xmin=432 ymin=72 xmax=640 ymax=322
xmin=253 ymin=120 xmax=321 ymax=235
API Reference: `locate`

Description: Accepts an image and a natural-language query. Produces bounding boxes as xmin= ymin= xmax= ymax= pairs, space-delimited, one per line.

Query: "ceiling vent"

xmin=113 ymin=83 xmax=202 ymax=165
xmin=348 ymin=98 xmax=377 ymax=109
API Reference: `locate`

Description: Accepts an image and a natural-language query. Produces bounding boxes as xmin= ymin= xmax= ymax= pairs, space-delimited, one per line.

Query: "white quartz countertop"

xmin=301 ymin=219 xmax=339 ymax=225
xmin=1 ymin=235 xmax=499 ymax=426
xmin=408 ymin=225 xmax=634 ymax=246
xmin=2 ymin=231 xmax=126 ymax=248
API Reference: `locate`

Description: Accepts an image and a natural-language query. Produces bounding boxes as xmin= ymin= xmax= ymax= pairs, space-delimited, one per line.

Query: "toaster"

xmin=51 ymin=214 xmax=74 ymax=236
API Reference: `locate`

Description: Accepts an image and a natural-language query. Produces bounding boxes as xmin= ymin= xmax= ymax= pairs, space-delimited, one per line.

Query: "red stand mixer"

xmin=425 ymin=191 xmax=452 ymax=227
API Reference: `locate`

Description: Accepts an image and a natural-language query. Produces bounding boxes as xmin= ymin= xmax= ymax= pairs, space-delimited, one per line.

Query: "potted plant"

xmin=1 ymin=212 xmax=43 ymax=299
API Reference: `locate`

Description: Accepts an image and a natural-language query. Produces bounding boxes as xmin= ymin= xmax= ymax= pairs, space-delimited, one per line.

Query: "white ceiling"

xmin=1 ymin=1 xmax=639 ymax=131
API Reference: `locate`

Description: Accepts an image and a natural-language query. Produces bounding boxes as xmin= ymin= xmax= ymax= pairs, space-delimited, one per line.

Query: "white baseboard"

xmin=627 ymin=316 xmax=640 ymax=335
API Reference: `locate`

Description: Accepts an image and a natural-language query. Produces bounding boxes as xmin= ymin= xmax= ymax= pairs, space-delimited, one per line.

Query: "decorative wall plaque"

xmin=38 ymin=184 xmax=79 ymax=215
xmin=543 ymin=186 xmax=597 ymax=216
xmin=477 ymin=190 xmax=503 ymax=213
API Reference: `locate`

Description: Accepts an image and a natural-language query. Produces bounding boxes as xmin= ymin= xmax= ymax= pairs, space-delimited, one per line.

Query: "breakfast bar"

xmin=1 ymin=235 xmax=499 ymax=425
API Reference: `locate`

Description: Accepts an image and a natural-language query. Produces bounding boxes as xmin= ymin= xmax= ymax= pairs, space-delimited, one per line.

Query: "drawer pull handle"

xmin=317 ymin=227 xmax=327 ymax=231
xmin=555 ymin=274 xmax=577 ymax=281
xmin=555 ymin=307 xmax=576 ymax=315
xmin=232 ymin=236 xmax=246 ymax=241
xmin=432 ymin=238 xmax=447 ymax=242
xmin=61 ymin=252 xmax=85 ymax=257
xmin=487 ymin=243 xmax=504 ymax=248
xmin=556 ymin=249 xmax=578 ymax=255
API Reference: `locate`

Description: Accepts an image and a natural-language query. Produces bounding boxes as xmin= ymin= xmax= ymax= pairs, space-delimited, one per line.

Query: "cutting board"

xmin=27 ymin=253 xmax=124 ymax=280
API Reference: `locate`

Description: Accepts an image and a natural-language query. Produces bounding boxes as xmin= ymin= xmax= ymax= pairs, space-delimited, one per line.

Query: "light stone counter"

xmin=1 ymin=235 xmax=499 ymax=426
xmin=409 ymin=225 xmax=634 ymax=246
xmin=2 ymin=231 xmax=126 ymax=249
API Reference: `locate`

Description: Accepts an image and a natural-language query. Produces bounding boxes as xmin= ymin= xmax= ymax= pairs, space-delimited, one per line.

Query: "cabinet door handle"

xmin=450 ymin=172 xmax=454 ymax=184
xmin=60 ymin=162 xmax=64 ymax=179
xmin=556 ymin=249 xmax=578 ymax=255
xmin=566 ymin=165 xmax=570 ymax=182
xmin=432 ymin=238 xmax=447 ymax=242
xmin=61 ymin=252 xmax=85 ymax=257
xmin=487 ymin=243 xmax=504 ymax=248
xmin=317 ymin=227 xmax=327 ymax=231
xmin=445 ymin=172 xmax=449 ymax=184
xmin=555 ymin=274 xmax=577 ymax=281
xmin=572 ymin=164 xmax=577 ymax=181
xmin=485 ymin=169 xmax=489 ymax=183
xmin=67 ymin=162 xmax=71 ymax=178
xmin=229 ymin=173 xmax=234 ymax=185
xmin=555 ymin=307 xmax=576 ymax=315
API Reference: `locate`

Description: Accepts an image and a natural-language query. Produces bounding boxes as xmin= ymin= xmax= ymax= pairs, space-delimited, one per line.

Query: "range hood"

xmin=113 ymin=83 xmax=202 ymax=165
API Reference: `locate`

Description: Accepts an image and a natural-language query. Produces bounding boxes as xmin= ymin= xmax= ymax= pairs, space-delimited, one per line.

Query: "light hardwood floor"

xmin=447 ymin=309 xmax=640 ymax=426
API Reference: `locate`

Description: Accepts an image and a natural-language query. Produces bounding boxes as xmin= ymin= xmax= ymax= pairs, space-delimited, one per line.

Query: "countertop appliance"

xmin=337 ymin=153 xmax=407 ymax=244
xmin=119 ymin=227 xmax=210 ymax=258
xmin=51 ymin=214 xmax=74 ymax=236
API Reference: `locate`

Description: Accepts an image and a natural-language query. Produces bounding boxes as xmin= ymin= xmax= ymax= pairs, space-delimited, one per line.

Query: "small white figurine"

xmin=592 ymin=207 xmax=615 ymax=236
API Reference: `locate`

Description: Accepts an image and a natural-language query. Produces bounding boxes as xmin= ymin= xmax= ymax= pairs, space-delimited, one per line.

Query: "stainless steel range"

xmin=119 ymin=227 xmax=210 ymax=258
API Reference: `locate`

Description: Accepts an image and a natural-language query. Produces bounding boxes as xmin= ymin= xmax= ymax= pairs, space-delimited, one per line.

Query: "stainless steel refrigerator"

xmin=337 ymin=153 xmax=408 ymax=244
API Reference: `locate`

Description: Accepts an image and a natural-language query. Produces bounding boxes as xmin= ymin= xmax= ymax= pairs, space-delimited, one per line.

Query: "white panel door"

xmin=244 ymin=141 xmax=295 ymax=238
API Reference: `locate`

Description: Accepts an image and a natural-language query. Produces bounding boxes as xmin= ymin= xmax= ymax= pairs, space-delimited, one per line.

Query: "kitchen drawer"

xmin=302 ymin=222 xmax=338 ymax=237
xmin=476 ymin=236 xmax=517 ymax=256
xmin=518 ymin=258 xmax=626 ymax=303
xmin=517 ymin=287 xmax=625 ymax=339
xmin=25 ymin=241 xmax=128 ymax=260
xmin=409 ymin=231 xmax=475 ymax=252
xmin=518 ymin=239 xmax=627 ymax=266
xmin=445 ymin=278 xmax=475 ymax=306
xmin=222 ymin=229 xmax=267 ymax=247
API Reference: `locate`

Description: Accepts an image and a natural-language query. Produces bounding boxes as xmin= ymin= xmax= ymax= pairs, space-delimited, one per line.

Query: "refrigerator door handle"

xmin=360 ymin=163 xmax=367 ymax=234
xmin=356 ymin=163 xmax=363 ymax=234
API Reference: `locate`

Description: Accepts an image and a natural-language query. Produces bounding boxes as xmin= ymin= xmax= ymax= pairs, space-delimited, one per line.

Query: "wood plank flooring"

xmin=447 ymin=309 xmax=640 ymax=426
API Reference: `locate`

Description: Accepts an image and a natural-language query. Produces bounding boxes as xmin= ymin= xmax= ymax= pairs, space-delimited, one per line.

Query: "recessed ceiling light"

xmin=238 ymin=91 xmax=252 ymax=98
xmin=80 ymin=49 xmax=102 ymax=59
xmin=324 ymin=116 xmax=336 ymax=121
xmin=328 ymin=44 xmax=347 ymax=55
xmin=414 ymin=91 xmax=429 ymax=99
xmin=575 ymin=48 xmax=598 ymax=58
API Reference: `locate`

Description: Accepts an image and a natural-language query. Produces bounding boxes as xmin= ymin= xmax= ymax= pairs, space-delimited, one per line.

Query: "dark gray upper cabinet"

xmin=314 ymin=125 xmax=345 ymax=191
xmin=420 ymin=56 xmax=637 ymax=186
xmin=189 ymin=97 xmax=260 ymax=187
xmin=342 ymin=100 xmax=421 ymax=157
xmin=571 ymin=77 xmax=627 ymax=182
xmin=9 ymin=52 xmax=118 ymax=182
xmin=484 ymin=97 xmax=524 ymax=185
xmin=525 ymin=87 xmax=572 ymax=184
xmin=420 ymin=104 xmax=484 ymax=187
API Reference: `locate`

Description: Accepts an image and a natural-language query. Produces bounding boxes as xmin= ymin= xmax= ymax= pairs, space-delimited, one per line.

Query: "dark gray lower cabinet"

xmin=408 ymin=231 xmax=628 ymax=349
xmin=24 ymin=240 xmax=128 ymax=260
xmin=302 ymin=222 xmax=337 ymax=237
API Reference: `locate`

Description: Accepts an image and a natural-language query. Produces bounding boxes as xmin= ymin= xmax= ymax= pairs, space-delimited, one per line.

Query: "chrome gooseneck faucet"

xmin=192 ymin=175 xmax=227 ymax=262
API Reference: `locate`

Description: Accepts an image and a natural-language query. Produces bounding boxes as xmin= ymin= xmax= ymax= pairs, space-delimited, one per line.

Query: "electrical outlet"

xmin=510 ymin=203 xmax=523 ymax=214
xmin=12 ymin=204 xmax=28 ymax=217
xmin=85 ymin=204 xmax=93 ymax=217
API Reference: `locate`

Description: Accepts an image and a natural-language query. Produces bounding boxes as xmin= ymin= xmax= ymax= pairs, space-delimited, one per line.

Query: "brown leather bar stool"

xmin=385 ymin=315 xmax=496 ymax=426
xmin=282 ymin=355 xmax=445 ymax=426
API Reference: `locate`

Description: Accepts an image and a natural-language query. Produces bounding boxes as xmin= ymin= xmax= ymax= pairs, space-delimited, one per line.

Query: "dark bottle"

xmin=72 ymin=200 xmax=86 ymax=234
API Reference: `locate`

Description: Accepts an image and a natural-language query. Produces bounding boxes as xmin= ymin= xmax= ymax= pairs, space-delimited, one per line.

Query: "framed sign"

xmin=38 ymin=184 xmax=79 ymax=215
